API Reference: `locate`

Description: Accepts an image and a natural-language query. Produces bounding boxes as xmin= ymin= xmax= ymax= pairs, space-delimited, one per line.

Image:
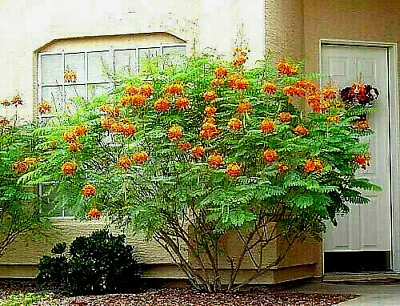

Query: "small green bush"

xmin=37 ymin=229 xmax=141 ymax=295
xmin=0 ymin=292 xmax=55 ymax=306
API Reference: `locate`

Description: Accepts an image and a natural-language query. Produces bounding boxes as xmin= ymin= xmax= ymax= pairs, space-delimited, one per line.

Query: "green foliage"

xmin=0 ymin=292 xmax=56 ymax=306
xmin=0 ymin=113 xmax=50 ymax=257
xmin=37 ymin=229 xmax=141 ymax=295
xmin=27 ymin=50 xmax=379 ymax=291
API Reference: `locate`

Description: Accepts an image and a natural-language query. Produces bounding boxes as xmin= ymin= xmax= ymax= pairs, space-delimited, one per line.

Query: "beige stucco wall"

xmin=303 ymin=0 xmax=400 ymax=73
xmin=0 ymin=219 xmax=180 ymax=279
xmin=0 ymin=0 xmax=265 ymax=121
xmin=265 ymin=0 xmax=304 ymax=61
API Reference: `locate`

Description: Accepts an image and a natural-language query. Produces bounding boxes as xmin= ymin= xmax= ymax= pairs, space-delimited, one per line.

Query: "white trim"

xmin=319 ymin=39 xmax=400 ymax=272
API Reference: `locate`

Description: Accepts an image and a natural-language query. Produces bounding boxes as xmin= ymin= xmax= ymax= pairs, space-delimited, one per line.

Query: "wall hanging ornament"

xmin=340 ymin=82 xmax=379 ymax=108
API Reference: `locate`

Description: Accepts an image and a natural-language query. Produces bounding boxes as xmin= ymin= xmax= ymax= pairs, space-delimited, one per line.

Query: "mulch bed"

xmin=0 ymin=279 xmax=357 ymax=305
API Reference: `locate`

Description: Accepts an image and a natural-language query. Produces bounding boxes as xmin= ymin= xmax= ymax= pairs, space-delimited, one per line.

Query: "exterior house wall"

xmin=0 ymin=0 xmax=265 ymax=121
xmin=265 ymin=0 xmax=304 ymax=61
xmin=303 ymin=0 xmax=400 ymax=73
xmin=0 ymin=0 xmax=323 ymax=282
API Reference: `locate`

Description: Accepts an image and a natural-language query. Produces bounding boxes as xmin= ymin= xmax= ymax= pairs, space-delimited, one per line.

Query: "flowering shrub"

xmin=0 ymin=100 xmax=49 ymax=257
xmin=25 ymin=49 xmax=379 ymax=291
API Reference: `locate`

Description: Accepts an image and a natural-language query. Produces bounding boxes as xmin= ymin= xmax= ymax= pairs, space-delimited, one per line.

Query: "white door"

xmin=322 ymin=45 xmax=391 ymax=253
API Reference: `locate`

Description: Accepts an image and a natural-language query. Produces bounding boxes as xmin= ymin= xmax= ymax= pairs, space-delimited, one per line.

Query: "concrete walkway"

xmin=287 ymin=282 xmax=400 ymax=305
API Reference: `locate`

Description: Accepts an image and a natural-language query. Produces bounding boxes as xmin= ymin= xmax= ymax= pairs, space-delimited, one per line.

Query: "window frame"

xmin=37 ymin=43 xmax=186 ymax=120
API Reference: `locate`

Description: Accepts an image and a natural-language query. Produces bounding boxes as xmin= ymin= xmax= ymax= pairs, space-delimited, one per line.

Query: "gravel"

xmin=0 ymin=280 xmax=357 ymax=305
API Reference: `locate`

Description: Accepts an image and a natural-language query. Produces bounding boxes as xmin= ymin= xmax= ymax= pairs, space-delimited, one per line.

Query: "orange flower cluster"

xmin=191 ymin=145 xmax=205 ymax=158
xmin=154 ymin=98 xmax=171 ymax=112
xmin=228 ymin=74 xmax=249 ymax=91
xmin=211 ymin=67 xmax=228 ymax=86
xmin=262 ymin=82 xmax=277 ymax=95
xmin=200 ymin=122 xmax=218 ymax=139
xmin=74 ymin=125 xmax=88 ymax=136
xmin=204 ymin=106 xmax=217 ymax=116
xmin=227 ymin=118 xmax=242 ymax=131
xmin=203 ymin=90 xmax=217 ymax=102
xmin=165 ymin=83 xmax=184 ymax=96
xmin=133 ymin=151 xmax=149 ymax=164
xmin=124 ymin=84 xmax=139 ymax=95
xmin=283 ymin=85 xmax=306 ymax=97
xmin=63 ymin=131 xmax=77 ymax=143
xmin=327 ymin=115 xmax=340 ymax=124
xmin=279 ymin=112 xmax=292 ymax=122
xmin=214 ymin=67 xmax=228 ymax=78
xmin=260 ymin=119 xmax=275 ymax=134
xmin=12 ymin=161 xmax=28 ymax=174
xmin=226 ymin=163 xmax=242 ymax=178
xmin=38 ymin=101 xmax=51 ymax=115
xmin=61 ymin=161 xmax=77 ymax=175
xmin=204 ymin=117 xmax=216 ymax=125
xmin=304 ymin=158 xmax=323 ymax=173
xmin=293 ymin=124 xmax=308 ymax=136
xmin=237 ymin=101 xmax=252 ymax=114
xmin=121 ymin=94 xmax=146 ymax=107
xmin=354 ymin=154 xmax=371 ymax=169
xmin=117 ymin=155 xmax=132 ymax=169
xmin=178 ymin=142 xmax=192 ymax=151
xmin=0 ymin=117 xmax=10 ymax=127
xmin=12 ymin=157 xmax=38 ymax=174
xmin=168 ymin=125 xmax=183 ymax=141
xmin=211 ymin=78 xmax=225 ymax=87
xmin=64 ymin=68 xmax=77 ymax=83
xmin=101 ymin=118 xmax=136 ymax=136
xmin=11 ymin=94 xmax=23 ymax=105
xmin=232 ymin=47 xmax=248 ymax=67
xmin=296 ymin=79 xmax=318 ymax=93
xmin=208 ymin=154 xmax=223 ymax=168
xmin=87 ymin=207 xmax=101 ymax=220
xmin=277 ymin=163 xmax=289 ymax=174
xmin=139 ymin=83 xmax=153 ymax=97
xmin=82 ymin=184 xmax=96 ymax=197
xmin=276 ymin=60 xmax=298 ymax=76
xmin=322 ymin=85 xmax=338 ymax=100
xmin=263 ymin=149 xmax=277 ymax=164
xmin=69 ymin=142 xmax=82 ymax=152
xmin=175 ymin=97 xmax=190 ymax=110
xmin=100 ymin=104 xmax=120 ymax=117
xmin=306 ymin=94 xmax=330 ymax=113
xmin=1 ymin=100 xmax=10 ymax=106
xmin=355 ymin=120 xmax=370 ymax=131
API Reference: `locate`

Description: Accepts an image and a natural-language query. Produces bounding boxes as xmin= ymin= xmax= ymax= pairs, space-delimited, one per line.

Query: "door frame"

xmin=319 ymin=39 xmax=400 ymax=272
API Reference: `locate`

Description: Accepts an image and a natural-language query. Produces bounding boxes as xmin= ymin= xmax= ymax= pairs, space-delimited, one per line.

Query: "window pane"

xmin=114 ymin=49 xmax=137 ymax=75
xmin=40 ymin=184 xmax=74 ymax=218
xmin=41 ymin=54 xmax=63 ymax=85
xmin=138 ymin=47 xmax=161 ymax=72
xmin=64 ymin=85 xmax=86 ymax=112
xmin=88 ymin=83 xmax=111 ymax=99
xmin=162 ymin=45 xmax=186 ymax=67
xmin=162 ymin=45 xmax=186 ymax=55
xmin=41 ymin=86 xmax=63 ymax=113
xmin=88 ymin=51 xmax=111 ymax=83
xmin=65 ymin=53 xmax=85 ymax=83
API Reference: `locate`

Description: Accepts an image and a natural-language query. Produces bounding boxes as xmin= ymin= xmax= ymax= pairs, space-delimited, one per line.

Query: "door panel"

xmin=322 ymin=45 xmax=391 ymax=252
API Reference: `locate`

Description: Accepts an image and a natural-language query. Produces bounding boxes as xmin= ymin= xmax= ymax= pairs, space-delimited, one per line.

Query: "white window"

xmin=39 ymin=183 xmax=74 ymax=219
xmin=38 ymin=44 xmax=186 ymax=119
